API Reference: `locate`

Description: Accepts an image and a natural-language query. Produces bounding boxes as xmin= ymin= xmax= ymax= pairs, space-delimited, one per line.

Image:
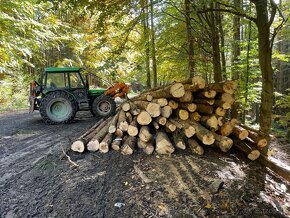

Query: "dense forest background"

xmin=0 ymin=0 xmax=290 ymax=138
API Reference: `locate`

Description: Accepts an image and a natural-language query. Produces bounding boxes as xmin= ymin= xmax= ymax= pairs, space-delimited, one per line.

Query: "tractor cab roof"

xmin=45 ymin=67 xmax=81 ymax=73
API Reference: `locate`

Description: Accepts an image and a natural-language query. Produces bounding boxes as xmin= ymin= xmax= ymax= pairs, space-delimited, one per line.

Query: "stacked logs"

xmin=71 ymin=76 xmax=268 ymax=161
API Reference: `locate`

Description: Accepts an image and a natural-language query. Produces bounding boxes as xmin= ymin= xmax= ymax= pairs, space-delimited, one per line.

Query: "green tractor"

xmin=29 ymin=67 xmax=129 ymax=124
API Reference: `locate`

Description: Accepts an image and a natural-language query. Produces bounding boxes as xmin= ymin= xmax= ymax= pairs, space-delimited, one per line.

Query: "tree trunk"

xmin=185 ymin=0 xmax=195 ymax=78
xmin=232 ymin=0 xmax=241 ymax=80
xmin=150 ymin=0 xmax=157 ymax=87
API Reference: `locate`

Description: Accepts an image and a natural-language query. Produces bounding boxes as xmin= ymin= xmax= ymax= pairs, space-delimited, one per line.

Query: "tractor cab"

xmin=30 ymin=67 xmax=128 ymax=124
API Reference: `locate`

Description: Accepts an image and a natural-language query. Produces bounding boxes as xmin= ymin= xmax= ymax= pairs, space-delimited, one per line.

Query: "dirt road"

xmin=0 ymin=111 xmax=289 ymax=217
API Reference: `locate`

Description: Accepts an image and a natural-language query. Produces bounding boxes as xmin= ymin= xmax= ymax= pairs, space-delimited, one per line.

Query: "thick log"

xmin=220 ymin=121 xmax=234 ymax=137
xmin=132 ymin=94 xmax=153 ymax=102
xmin=137 ymin=111 xmax=152 ymax=125
xmin=172 ymin=132 xmax=186 ymax=150
xmin=152 ymin=98 xmax=168 ymax=107
xmin=169 ymin=119 xmax=195 ymax=138
xmin=176 ymin=109 xmax=189 ymax=120
xmin=215 ymin=107 xmax=226 ymax=117
xmin=247 ymin=131 xmax=268 ymax=148
xmin=122 ymin=102 xmax=131 ymax=112
xmin=194 ymin=98 xmax=215 ymax=106
xmin=161 ymin=105 xmax=173 ymax=118
xmin=168 ymin=100 xmax=179 ymax=109
xmin=179 ymin=103 xmax=197 ymax=112
xmin=138 ymin=139 xmax=154 ymax=155
xmin=121 ymin=136 xmax=137 ymax=155
xmin=233 ymin=138 xmax=260 ymax=161
xmin=111 ymin=137 xmax=122 ymax=151
xmin=195 ymin=90 xmax=217 ymax=99
xmin=178 ymin=91 xmax=193 ymax=103
xmin=191 ymin=76 xmax=206 ymax=89
xmin=232 ymin=125 xmax=249 ymax=140
xmin=155 ymin=131 xmax=175 ymax=155
xmin=143 ymin=83 xmax=185 ymax=98
xmin=156 ymin=116 xmax=167 ymax=126
xmin=99 ymin=133 xmax=113 ymax=153
xmin=214 ymin=100 xmax=231 ymax=110
xmin=115 ymin=128 xmax=124 ymax=138
xmin=187 ymin=139 xmax=204 ymax=155
xmin=71 ymin=119 xmax=104 ymax=152
xmin=127 ymin=119 xmax=139 ymax=137
xmin=208 ymin=80 xmax=238 ymax=94
xmin=200 ymin=115 xmax=218 ymax=131
xmin=190 ymin=112 xmax=201 ymax=122
xmin=212 ymin=132 xmax=233 ymax=152
xmin=134 ymin=101 xmax=161 ymax=118
xmin=196 ymin=104 xmax=214 ymax=114
xmin=220 ymin=93 xmax=235 ymax=104
xmin=139 ymin=126 xmax=152 ymax=142
xmin=190 ymin=121 xmax=215 ymax=145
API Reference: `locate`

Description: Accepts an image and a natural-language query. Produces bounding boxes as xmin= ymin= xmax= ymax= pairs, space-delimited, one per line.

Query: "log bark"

xmin=121 ymin=136 xmax=137 ymax=155
xmin=117 ymin=110 xmax=128 ymax=131
xmin=178 ymin=90 xmax=193 ymax=102
xmin=196 ymin=104 xmax=214 ymax=114
xmin=220 ymin=93 xmax=235 ymax=104
xmin=179 ymin=103 xmax=197 ymax=112
xmin=144 ymin=83 xmax=185 ymax=98
xmin=155 ymin=131 xmax=175 ymax=155
xmin=172 ymin=132 xmax=186 ymax=150
xmin=212 ymin=132 xmax=233 ymax=152
xmin=71 ymin=119 xmax=104 ymax=152
xmin=134 ymin=101 xmax=161 ymax=117
xmin=214 ymin=100 xmax=231 ymax=109
xmin=190 ymin=121 xmax=215 ymax=145
xmin=194 ymin=98 xmax=215 ymax=105
xmin=139 ymin=126 xmax=152 ymax=142
xmin=165 ymin=120 xmax=177 ymax=132
xmin=99 ymin=133 xmax=113 ymax=153
xmin=195 ymin=90 xmax=217 ymax=99
xmin=152 ymin=98 xmax=168 ymax=107
xmin=208 ymin=80 xmax=237 ymax=94
xmin=232 ymin=125 xmax=249 ymax=140
xmin=115 ymin=128 xmax=124 ymax=138
xmin=87 ymin=117 xmax=114 ymax=151
xmin=152 ymin=121 xmax=160 ymax=130
xmin=169 ymin=119 xmax=195 ymax=138
xmin=233 ymin=137 xmax=260 ymax=160
xmin=247 ymin=130 xmax=268 ymax=148
xmin=143 ymin=144 xmax=155 ymax=155
xmin=108 ymin=113 xmax=120 ymax=133
xmin=126 ymin=112 xmax=133 ymax=123
xmin=137 ymin=111 xmax=152 ymax=125
xmin=220 ymin=121 xmax=234 ymax=136
xmin=201 ymin=115 xmax=218 ymax=131
xmin=187 ymin=138 xmax=204 ymax=155
xmin=191 ymin=76 xmax=206 ymax=89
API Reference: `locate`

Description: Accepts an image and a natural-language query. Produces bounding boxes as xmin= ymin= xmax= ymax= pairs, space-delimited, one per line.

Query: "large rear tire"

xmin=92 ymin=95 xmax=116 ymax=118
xmin=40 ymin=91 xmax=77 ymax=124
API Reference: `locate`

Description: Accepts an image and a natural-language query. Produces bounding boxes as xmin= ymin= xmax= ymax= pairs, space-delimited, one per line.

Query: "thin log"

xmin=122 ymin=102 xmax=131 ymax=112
xmin=156 ymin=116 xmax=167 ymax=126
xmin=134 ymin=101 xmax=161 ymax=117
xmin=176 ymin=109 xmax=189 ymax=121
xmin=190 ymin=121 xmax=215 ymax=145
xmin=152 ymin=98 xmax=168 ymax=107
xmin=172 ymin=132 xmax=186 ymax=150
xmin=190 ymin=112 xmax=201 ymax=122
xmin=200 ymin=115 xmax=218 ymax=131
xmin=196 ymin=104 xmax=214 ymax=114
xmin=233 ymin=138 xmax=260 ymax=161
xmin=128 ymin=119 xmax=139 ymax=137
xmin=121 ymin=136 xmax=137 ymax=155
xmin=247 ymin=130 xmax=268 ymax=148
xmin=232 ymin=125 xmax=249 ymax=140
xmin=195 ymin=90 xmax=217 ymax=99
xmin=215 ymin=107 xmax=226 ymax=117
xmin=212 ymin=132 xmax=233 ymax=152
xmin=139 ymin=126 xmax=152 ymax=142
xmin=99 ymin=133 xmax=113 ymax=153
xmin=220 ymin=121 xmax=234 ymax=137
xmin=214 ymin=100 xmax=231 ymax=110
xmin=112 ymin=137 xmax=122 ymax=151
xmin=178 ymin=90 xmax=193 ymax=103
xmin=115 ymin=128 xmax=124 ymax=138
xmin=168 ymin=100 xmax=179 ymax=109
xmin=194 ymin=99 xmax=215 ymax=106
xmin=161 ymin=105 xmax=173 ymax=118
xmin=179 ymin=103 xmax=197 ymax=112
xmin=108 ymin=113 xmax=119 ymax=133
xmin=165 ymin=120 xmax=177 ymax=132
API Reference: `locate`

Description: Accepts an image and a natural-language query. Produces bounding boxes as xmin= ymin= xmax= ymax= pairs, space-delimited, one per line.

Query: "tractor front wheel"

xmin=40 ymin=91 xmax=77 ymax=124
xmin=92 ymin=95 xmax=116 ymax=118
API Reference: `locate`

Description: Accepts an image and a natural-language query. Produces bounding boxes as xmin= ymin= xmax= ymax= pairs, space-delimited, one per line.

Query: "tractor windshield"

xmin=70 ymin=72 xmax=84 ymax=88
xmin=46 ymin=73 xmax=69 ymax=89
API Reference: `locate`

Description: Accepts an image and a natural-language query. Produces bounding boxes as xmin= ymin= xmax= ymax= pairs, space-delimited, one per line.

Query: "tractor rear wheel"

xmin=40 ymin=91 xmax=77 ymax=124
xmin=92 ymin=95 xmax=116 ymax=118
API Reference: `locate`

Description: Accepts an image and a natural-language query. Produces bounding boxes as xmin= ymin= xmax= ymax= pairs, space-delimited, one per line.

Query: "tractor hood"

xmin=88 ymin=88 xmax=106 ymax=96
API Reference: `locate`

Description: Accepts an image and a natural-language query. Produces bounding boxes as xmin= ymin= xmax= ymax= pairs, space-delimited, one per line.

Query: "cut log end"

xmin=137 ymin=111 xmax=152 ymax=125
xmin=71 ymin=141 xmax=85 ymax=153
xmin=170 ymin=83 xmax=185 ymax=98
xmin=248 ymin=150 xmax=261 ymax=161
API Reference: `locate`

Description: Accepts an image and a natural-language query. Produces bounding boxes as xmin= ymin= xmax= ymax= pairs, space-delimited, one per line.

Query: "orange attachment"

xmin=104 ymin=82 xmax=129 ymax=99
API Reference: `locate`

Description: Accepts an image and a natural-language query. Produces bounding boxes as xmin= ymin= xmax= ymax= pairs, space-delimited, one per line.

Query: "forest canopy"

xmin=0 ymin=0 xmax=290 ymax=136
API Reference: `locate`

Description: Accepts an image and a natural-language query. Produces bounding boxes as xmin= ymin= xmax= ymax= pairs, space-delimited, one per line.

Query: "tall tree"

xmin=150 ymin=0 xmax=158 ymax=87
xmin=232 ymin=0 xmax=241 ymax=80
xmin=185 ymin=0 xmax=195 ymax=78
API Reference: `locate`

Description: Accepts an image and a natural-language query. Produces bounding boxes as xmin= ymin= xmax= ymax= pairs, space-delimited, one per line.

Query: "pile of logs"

xmin=71 ymin=76 xmax=269 ymax=161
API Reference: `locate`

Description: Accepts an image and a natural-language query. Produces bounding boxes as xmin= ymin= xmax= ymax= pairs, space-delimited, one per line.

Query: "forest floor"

xmin=0 ymin=110 xmax=289 ymax=218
